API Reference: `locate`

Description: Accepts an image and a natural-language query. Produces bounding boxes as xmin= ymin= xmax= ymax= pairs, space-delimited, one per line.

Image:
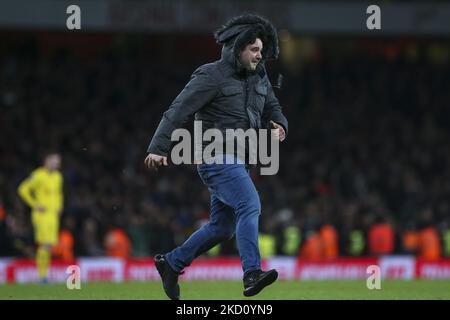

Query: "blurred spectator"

xmin=418 ymin=225 xmax=441 ymax=260
xmin=52 ymin=215 xmax=76 ymax=262
xmin=104 ymin=226 xmax=131 ymax=258
xmin=400 ymin=221 xmax=419 ymax=255
xmin=5 ymin=210 xmax=34 ymax=258
xmin=79 ymin=217 xmax=104 ymax=256
xmin=416 ymin=208 xmax=442 ymax=260
xmin=368 ymin=216 xmax=395 ymax=256
xmin=0 ymin=199 xmax=9 ymax=256
xmin=443 ymin=227 xmax=450 ymax=257
xmin=300 ymin=230 xmax=323 ymax=261
xmin=319 ymin=224 xmax=339 ymax=260
xmin=259 ymin=233 xmax=276 ymax=259
xmin=126 ymin=214 xmax=150 ymax=257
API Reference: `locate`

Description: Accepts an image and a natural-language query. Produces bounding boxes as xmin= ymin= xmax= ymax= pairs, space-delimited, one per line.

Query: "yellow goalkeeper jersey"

xmin=18 ymin=167 xmax=63 ymax=214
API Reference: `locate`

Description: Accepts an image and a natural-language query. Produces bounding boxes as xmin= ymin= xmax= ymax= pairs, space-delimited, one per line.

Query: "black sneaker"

xmin=154 ymin=254 xmax=180 ymax=300
xmin=243 ymin=269 xmax=278 ymax=297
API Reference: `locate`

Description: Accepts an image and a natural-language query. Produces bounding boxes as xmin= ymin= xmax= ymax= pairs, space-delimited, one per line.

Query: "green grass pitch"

xmin=1 ymin=280 xmax=449 ymax=300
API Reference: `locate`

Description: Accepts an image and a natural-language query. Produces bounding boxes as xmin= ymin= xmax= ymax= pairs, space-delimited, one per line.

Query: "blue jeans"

xmin=165 ymin=156 xmax=261 ymax=276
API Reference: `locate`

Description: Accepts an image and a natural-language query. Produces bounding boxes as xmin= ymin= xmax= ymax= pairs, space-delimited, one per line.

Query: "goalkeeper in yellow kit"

xmin=17 ymin=153 xmax=63 ymax=283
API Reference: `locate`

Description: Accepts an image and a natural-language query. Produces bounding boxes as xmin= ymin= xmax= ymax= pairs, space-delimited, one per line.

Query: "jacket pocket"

xmin=255 ymin=84 xmax=267 ymax=96
xmin=254 ymin=84 xmax=267 ymax=113
xmin=221 ymin=86 xmax=243 ymax=96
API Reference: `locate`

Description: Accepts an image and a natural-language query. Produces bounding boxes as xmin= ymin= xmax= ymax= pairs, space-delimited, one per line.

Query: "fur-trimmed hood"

xmin=214 ymin=14 xmax=279 ymax=66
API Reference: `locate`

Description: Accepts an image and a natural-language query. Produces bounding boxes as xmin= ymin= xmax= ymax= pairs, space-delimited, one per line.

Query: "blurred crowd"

xmin=1 ymin=33 xmax=449 ymax=261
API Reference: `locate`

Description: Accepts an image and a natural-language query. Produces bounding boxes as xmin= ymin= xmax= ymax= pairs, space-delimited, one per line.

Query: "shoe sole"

xmin=154 ymin=255 xmax=180 ymax=300
xmin=243 ymin=270 xmax=278 ymax=297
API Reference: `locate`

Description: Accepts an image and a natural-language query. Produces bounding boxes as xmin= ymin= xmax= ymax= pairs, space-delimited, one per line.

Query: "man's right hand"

xmin=144 ymin=153 xmax=168 ymax=170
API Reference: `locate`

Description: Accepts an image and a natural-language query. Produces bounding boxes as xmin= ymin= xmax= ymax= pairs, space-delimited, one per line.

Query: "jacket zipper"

xmin=244 ymin=78 xmax=249 ymax=108
xmin=244 ymin=78 xmax=252 ymax=126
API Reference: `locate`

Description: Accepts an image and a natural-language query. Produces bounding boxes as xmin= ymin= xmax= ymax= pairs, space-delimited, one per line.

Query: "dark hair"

xmin=233 ymin=26 xmax=268 ymax=55
xmin=215 ymin=14 xmax=279 ymax=61
xmin=238 ymin=29 xmax=267 ymax=51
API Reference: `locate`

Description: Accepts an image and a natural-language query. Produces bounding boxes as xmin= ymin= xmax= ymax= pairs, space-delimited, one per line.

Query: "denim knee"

xmin=210 ymin=224 xmax=235 ymax=242
xmin=235 ymin=197 xmax=261 ymax=218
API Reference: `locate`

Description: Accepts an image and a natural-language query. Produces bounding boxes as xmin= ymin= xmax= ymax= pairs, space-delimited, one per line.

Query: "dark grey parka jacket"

xmin=147 ymin=16 xmax=288 ymax=157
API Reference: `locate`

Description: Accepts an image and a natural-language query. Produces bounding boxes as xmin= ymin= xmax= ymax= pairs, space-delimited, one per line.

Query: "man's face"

xmin=239 ymin=38 xmax=263 ymax=71
xmin=45 ymin=154 xmax=61 ymax=171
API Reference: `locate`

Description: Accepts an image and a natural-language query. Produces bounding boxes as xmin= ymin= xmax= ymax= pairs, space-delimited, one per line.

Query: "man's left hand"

xmin=270 ymin=121 xmax=286 ymax=142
